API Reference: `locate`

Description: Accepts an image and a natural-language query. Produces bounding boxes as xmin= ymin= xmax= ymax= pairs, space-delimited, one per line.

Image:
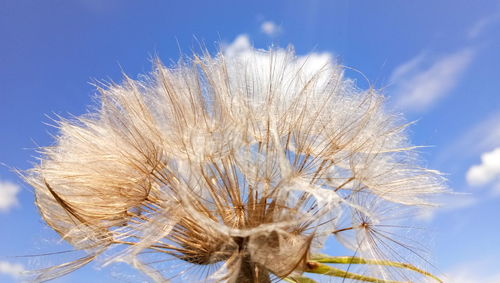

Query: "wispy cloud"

xmin=459 ymin=112 xmax=500 ymax=154
xmin=443 ymin=270 xmax=500 ymax=283
xmin=416 ymin=192 xmax=478 ymax=222
xmin=0 ymin=261 xmax=24 ymax=279
xmin=260 ymin=21 xmax=281 ymax=37
xmin=436 ymin=261 xmax=500 ymax=283
xmin=390 ymin=48 xmax=475 ymax=112
xmin=435 ymin=111 xmax=500 ymax=167
xmin=466 ymin=147 xmax=500 ymax=191
xmin=390 ymin=52 xmax=426 ymax=83
xmin=467 ymin=12 xmax=500 ymax=40
xmin=0 ymin=180 xmax=21 ymax=212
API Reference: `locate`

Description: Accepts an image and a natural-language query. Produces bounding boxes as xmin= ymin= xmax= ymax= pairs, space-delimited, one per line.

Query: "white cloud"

xmin=260 ymin=21 xmax=281 ymax=36
xmin=224 ymin=34 xmax=333 ymax=66
xmin=0 ymin=261 xmax=24 ymax=279
xmin=0 ymin=180 xmax=21 ymax=212
xmin=223 ymin=34 xmax=335 ymax=90
xmin=390 ymin=48 xmax=474 ymax=112
xmin=466 ymin=147 xmax=500 ymax=187
xmin=433 ymin=113 xmax=500 ymax=198
xmin=224 ymin=34 xmax=253 ymax=57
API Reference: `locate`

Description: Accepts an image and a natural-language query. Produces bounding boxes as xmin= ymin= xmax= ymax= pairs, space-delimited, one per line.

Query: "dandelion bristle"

xmin=25 ymin=45 xmax=445 ymax=282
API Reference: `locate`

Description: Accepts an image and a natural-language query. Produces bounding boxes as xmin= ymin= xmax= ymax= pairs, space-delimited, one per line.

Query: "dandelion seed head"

xmin=25 ymin=45 xmax=445 ymax=282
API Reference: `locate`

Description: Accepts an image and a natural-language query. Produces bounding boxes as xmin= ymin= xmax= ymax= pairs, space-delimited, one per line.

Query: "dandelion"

xmin=25 ymin=44 xmax=445 ymax=282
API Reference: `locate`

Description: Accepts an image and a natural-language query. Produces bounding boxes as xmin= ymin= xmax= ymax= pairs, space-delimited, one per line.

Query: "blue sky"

xmin=1 ymin=0 xmax=500 ymax=282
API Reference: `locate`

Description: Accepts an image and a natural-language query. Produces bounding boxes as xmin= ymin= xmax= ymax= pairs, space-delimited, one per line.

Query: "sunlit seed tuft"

xmin=25 ymin=45 xmax=445 ymax=282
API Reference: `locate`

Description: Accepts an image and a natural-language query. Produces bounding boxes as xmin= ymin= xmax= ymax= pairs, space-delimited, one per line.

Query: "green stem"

xmin=304 ymin=261 xmax=402 ymax=283
xmin=310 ymin=255 xmax=442 ymax=283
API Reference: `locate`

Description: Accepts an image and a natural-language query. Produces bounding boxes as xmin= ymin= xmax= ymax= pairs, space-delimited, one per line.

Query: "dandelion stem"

xmin=236 ymin=255 xmax=271 ymax=283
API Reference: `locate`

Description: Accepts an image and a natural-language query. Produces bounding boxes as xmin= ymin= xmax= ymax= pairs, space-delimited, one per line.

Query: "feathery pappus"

xmin=25 ymin=44 xmax=446 ymax=282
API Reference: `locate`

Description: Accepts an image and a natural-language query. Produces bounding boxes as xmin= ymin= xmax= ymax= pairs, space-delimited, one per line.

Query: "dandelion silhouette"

xmin=25 ymin=45 xmax=445 ymax=282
